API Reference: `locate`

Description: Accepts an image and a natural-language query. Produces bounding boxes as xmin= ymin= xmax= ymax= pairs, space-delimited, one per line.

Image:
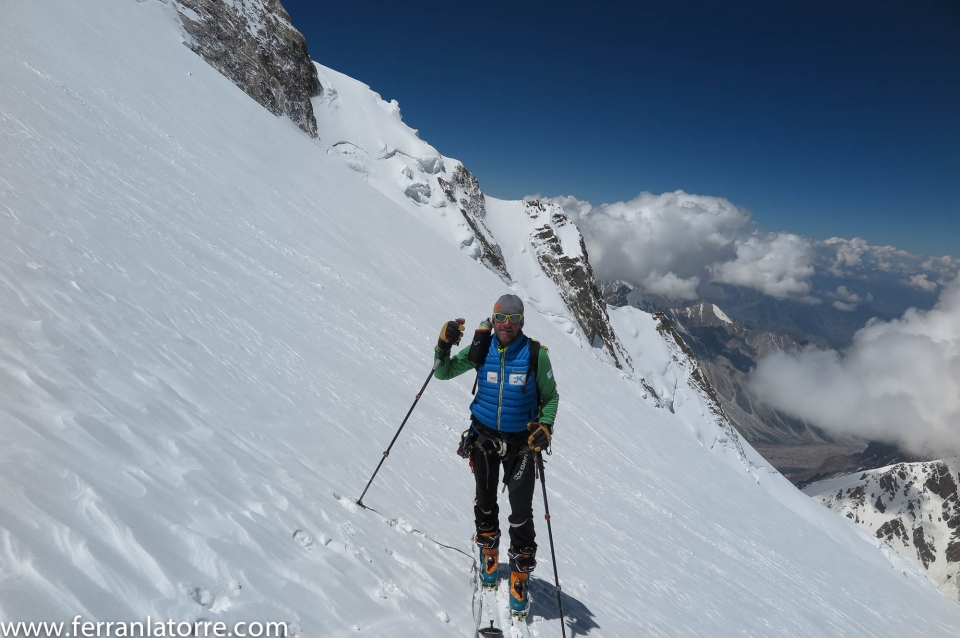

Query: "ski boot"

xmin=475 ymin=529 xmax=501 ymax=588
xmin=508 ymin=548 xmax=537 ymax=616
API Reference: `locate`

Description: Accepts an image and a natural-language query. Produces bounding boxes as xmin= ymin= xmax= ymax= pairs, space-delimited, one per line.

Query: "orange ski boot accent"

xmin=509 ymin=571 xmax=529 ymax=615
xmin=475 ymin=531 xmax=500 ymax=588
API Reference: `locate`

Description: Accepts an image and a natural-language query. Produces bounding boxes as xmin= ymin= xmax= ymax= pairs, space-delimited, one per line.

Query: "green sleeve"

xmin=536 ymin=348 xmax=559 ymax=426
xmin=433 ymin=344 xmax=478 ymax=380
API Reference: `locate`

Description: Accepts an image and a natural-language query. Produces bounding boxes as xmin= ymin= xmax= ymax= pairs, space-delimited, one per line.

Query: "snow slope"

xmin=2 ymin=0 xmax=960 ymax=635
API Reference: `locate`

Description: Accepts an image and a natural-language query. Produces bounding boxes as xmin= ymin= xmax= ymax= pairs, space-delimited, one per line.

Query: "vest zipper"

xmin=497 ymin=346 xmax=506 ymax=431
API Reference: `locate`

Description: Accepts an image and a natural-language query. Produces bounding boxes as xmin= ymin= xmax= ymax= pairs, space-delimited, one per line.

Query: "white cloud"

xmin=819 ymin=237 xmax=959 ymax=284
xmin=907 ymin=274 xmax=938 ymax=293
xmin=834 ymin=286 xmax=861 ymax=303
xmin=749 ymin=281 xmax=960 ymax=457
xmin=534 ymin=193 xmax=957 ymax=304
xmin=541 ymin=191 xmax=819 ymax=300
xmin=642 ymin=271 xmax=701 ymax=300
xmin=828 ymin=286 xmax=864 ymax=311
xmin=823 ymin=237 xmax=869 ymax=275
xmin=712 ymin=233 xmax=816 ymax=299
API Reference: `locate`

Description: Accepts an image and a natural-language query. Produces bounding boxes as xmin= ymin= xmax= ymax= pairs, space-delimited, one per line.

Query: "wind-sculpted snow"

xmin=4 ymin=0 xmax=960 ymax=634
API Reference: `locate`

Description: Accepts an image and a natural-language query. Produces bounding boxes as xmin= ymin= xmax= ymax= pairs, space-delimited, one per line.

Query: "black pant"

xmin=473 ymin=436 xmax=537 ymax=556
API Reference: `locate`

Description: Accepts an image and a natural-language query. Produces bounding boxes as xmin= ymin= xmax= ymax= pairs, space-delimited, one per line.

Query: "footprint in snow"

xmin=181 ymin=582 xmax=238 ymax=614
xmin=375 ymin=581 xmax=406 ymax=599
xmin=332 ymin=492 xmax=358 ymax=513
xmin=388 ymin=518 xmax=414 ymax=534
xmin=292 ymin=529 xmax=315 ymax=552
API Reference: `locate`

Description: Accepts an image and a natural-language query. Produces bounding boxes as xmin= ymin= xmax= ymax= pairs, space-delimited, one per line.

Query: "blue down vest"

xmin=470 ymin=333 xmax=539 ymax=432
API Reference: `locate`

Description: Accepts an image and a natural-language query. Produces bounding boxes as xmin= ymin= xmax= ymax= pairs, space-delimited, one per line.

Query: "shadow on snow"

xmin=529 ymin=575 xmax=599 ymax=636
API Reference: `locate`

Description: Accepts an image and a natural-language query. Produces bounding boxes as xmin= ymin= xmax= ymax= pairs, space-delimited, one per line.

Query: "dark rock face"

xmin=524 ymin=201 xmax=630 ymax=369
xmin=437 ymin=165 xmax=510 ymax=282
xmin=174 ymin=0 xmax=321 ymax=136
xmin=876 ymin=518 xmax=907 ymax=543
xmin=807 ymin=458 xmax=960 ymax=598
xmin=914 ymin=526 xmax=937 ymax=567
xmin=925 ymin=463 xmax=958 ymax=500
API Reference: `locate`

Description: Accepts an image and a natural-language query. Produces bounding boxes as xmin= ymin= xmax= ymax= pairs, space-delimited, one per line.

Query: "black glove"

xmin=527 ymin=422 xmax=552 ymax=452
xmin=438 ymin=318 xmax=466 ymax=352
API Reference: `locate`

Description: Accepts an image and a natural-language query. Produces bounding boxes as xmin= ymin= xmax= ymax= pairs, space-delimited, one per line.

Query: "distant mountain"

xmin=698 ymin=282 xmax=885 ymax=349
xmin=603 ymin=281 xmax=840 ymax=446
xmin=806 ymin=457 xmax=960 ymax=599
xmin=793 ymin=441 xmax=925 ymax=489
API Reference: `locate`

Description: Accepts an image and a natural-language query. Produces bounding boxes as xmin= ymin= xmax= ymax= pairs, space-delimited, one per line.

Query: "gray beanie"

xmin=493 ymin=294 xmax=524 ymax=316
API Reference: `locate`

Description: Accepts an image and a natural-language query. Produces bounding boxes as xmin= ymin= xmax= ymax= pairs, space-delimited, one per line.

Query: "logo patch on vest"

xmin=486 ymin=371 xmax=498 ymax=383
xmin=509 ymin=373 xmax=527 ymax=385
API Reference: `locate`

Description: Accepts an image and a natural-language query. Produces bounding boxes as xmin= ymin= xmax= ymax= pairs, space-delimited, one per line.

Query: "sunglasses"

xmin=493 ymin=312 xmax=523 ymax=323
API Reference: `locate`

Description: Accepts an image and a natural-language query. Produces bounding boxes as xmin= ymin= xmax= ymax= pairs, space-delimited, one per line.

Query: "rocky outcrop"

xmin=437 ymin=165 xmax=510 ymax=282
xmin=174 ymin=0 xmax=321 ymax=136
xmin=652 ymin=312 xmax=747 ymax=462
xmin=806 ymin=458 xmax=960 ymax=599
xmin=524 ymin=200 xmax=631 ymax=369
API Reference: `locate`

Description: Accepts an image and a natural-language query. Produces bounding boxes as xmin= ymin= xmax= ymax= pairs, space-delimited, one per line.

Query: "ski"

xmin=474 ymin=541 xmax=504 ymax=637
xmin=503 ymin=579 xmax=532 ymax=638
xmin=506 ymin=609 xmax=532 ymax=638
xmin=476 ymin=585 xmax=504 ymax=637
xmin=475 ymin=576 xmax=533 ymax=638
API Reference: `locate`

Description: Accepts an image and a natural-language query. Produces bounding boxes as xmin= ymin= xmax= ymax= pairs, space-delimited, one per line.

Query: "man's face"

xmin=493 ymin=315 xmax=521 ymax=345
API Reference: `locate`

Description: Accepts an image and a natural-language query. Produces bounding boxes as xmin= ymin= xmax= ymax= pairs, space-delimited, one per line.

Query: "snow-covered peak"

xmin=678 ymin=301 xmax=734 ymax=326
xmin=713 ymin=303 xmax=733 ymax=324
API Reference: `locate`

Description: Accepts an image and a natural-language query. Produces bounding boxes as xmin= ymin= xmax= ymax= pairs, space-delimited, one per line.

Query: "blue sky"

xmin=283 ymin=0 xmax=959 ymax=256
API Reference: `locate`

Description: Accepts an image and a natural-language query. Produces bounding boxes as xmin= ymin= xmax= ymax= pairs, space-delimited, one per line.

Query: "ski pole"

xmin=357 ymin=359 xmax=441 ymax=508
xmin=536 ymin=452 xmax=567 ymax=638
